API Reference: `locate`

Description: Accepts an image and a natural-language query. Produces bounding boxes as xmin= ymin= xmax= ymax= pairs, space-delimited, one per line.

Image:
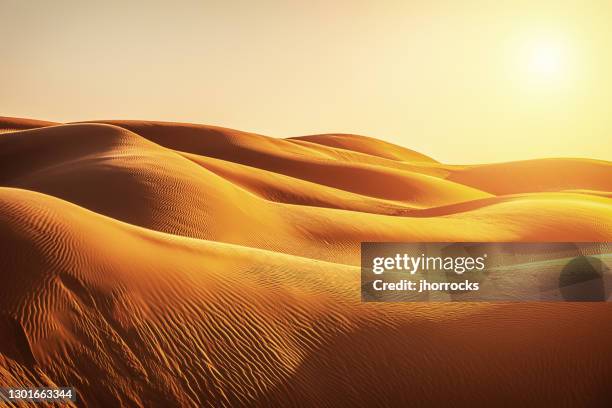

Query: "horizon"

xmin=3 ymin=115 xmax=610 ymax=165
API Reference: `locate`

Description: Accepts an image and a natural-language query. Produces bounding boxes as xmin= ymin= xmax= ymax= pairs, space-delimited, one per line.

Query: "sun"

xmin=520 ymin=38 xmax=571 ymax=85
xmin=527 ymin=43 xmax=567 ymax=77
xmin=528 ymin=43 xmax=564 ymax=76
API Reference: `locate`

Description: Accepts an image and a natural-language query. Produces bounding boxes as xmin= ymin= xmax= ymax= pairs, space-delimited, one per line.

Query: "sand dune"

xmin=448 ymin=158 xmax=612 ymax=194
xmin=289 ymin=133 xmax=438 ymax=162
xmin=1 ymin=117 xmax=611 ymax=407
xmin=180 ymin=151 xmax=417 ymax=215
xmin=0 ymin=116 xmax=58 ymax=133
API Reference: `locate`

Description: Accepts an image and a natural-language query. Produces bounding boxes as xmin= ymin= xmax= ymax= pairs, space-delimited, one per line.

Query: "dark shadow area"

xmin=559 ymin=256 xmax=610 ymax=301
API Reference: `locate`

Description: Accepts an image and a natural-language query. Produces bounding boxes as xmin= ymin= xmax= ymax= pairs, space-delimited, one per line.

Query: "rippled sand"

xmin=1 ymin=117 xmax=611 ymax=407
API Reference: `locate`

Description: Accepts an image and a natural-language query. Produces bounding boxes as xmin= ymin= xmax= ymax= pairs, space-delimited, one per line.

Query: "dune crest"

xmin=0 ymin=117 xmax=58 ymax=133
xmin=289 ymin=133 xmax=438 ymax=162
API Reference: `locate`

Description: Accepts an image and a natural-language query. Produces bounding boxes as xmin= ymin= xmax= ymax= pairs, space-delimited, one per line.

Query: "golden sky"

xmin=2 ymin=0 xmax=611 ymax=163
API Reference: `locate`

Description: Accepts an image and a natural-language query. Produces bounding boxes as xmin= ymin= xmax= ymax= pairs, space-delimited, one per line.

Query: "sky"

xmin=1 ymin=0 xmax=611 ymax=163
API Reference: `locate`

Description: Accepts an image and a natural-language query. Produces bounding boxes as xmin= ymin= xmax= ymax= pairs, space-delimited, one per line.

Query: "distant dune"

xmin=289 ymin=133 xmax=438 ymax=162
xmin=1 ymin=117 xmax=611 ymax=407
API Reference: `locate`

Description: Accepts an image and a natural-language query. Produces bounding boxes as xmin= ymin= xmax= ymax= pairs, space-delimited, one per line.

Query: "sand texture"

xmin=1 ymin=117 xmax=611 ymax=407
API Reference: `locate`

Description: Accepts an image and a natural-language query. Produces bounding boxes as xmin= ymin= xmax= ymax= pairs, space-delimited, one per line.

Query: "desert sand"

xmin=1 ymin=116 xmax=611 ymax=407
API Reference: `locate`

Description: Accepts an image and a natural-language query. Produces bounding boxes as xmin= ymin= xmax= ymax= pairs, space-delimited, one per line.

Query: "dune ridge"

xmin=1 ymin=117 xmax=611 ymax=407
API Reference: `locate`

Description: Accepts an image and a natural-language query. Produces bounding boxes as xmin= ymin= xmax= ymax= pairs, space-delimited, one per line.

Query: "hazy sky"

xmin=2 ymin=0 xmax=611 ymax=163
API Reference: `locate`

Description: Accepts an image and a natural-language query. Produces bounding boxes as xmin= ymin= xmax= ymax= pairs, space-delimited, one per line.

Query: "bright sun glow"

xmin=529 ymin=44 xmax=564 ymax=75
xmin=521 ymin=38 xmax=571 ymax=85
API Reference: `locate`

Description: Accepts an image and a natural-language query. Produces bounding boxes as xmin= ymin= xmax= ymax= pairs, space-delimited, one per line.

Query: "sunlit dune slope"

xmin=2 ymin=124 xmax=610 ymax=266
xmin=180 ymin=151 xmax=417 ymax=214
xmin=0 ymin=116 xmax=58 ymax=133
xmin=448 ymin=158 xmax=612 ymax=194
xmin=1 ymin=188 xmax=612 ymax=407
xmin=91 ymin=120 xmax=612 ymax=197
xmin=562 ymin=189 xmax=612 ymax=199
xmin=289 ymin=133 xmax=437 ymax=162
xmin=92 ymin=120 xmax=441 ymax=171
xmin=176 ymin=148 xmax=489 ymax=209
xmin=91 ymin=120 xmax=452 ymax=182
xmin=0 ymin=123 xmax=306 ymax=255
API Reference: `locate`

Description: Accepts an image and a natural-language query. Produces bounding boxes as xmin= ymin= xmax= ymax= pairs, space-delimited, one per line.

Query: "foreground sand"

xmin=1 ymin=117 xmax=611 ymax=407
